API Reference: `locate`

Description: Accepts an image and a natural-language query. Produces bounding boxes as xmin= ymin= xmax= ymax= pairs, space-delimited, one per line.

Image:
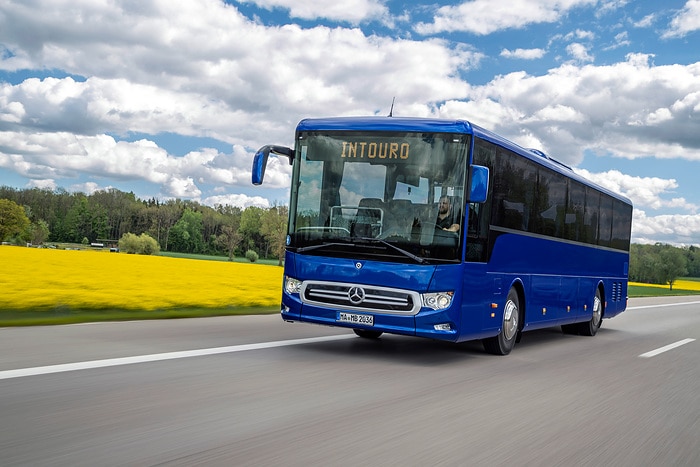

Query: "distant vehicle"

xmin=252 ymin=117 xmax=633 ymax=354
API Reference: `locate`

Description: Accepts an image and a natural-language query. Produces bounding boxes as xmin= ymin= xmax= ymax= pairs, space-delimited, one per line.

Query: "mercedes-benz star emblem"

xmin=347 ymin=286 xmax=365 ymax=304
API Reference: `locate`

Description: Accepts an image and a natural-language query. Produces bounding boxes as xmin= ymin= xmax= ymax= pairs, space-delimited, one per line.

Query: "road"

xmin=1 ymin=297 xmax=698 ymax=466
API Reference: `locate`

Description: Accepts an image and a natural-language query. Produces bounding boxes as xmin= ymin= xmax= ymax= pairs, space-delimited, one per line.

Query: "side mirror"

xmin=252 ymin=145 xmax=293 ymax=185
xmin=468 ymin=165 xmax=489 ymax=203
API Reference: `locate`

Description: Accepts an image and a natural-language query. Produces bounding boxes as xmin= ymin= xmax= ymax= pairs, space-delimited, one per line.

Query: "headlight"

xmin=422 ymin=292 xmax=454 ymax=310
xmin=284 ymin=276 xmax=302 ymax=294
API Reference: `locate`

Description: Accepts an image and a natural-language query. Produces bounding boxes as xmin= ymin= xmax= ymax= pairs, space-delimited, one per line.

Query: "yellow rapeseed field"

xmin=0 ymin=246 xmax=283 ymax=311
xmin=629 ymin=280 xmax=700 ymax=291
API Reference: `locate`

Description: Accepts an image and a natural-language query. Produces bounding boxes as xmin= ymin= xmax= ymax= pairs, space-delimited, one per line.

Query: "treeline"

xmin=629 ymin=243 xmax=700 ymax=290
xmin=0 ymin=186 xmax=287 ymax=263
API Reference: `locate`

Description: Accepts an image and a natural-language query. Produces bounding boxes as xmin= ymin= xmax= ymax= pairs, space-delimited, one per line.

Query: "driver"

xmin=436 ymin=196 xmax=460 ymax=232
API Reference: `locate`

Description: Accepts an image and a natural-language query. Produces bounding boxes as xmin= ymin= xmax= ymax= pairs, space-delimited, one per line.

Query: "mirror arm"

xmin=252 ymin=145 xmax=294 ymax=185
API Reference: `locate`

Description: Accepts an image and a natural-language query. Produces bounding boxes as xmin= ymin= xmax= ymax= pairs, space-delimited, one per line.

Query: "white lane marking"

xmin=628 ymin=300 xmax=700 ymax=310
xmin=0 ymin=334 xmax=355 ymax=380
xmin=639 ymin=338 xmax=696 ymax=358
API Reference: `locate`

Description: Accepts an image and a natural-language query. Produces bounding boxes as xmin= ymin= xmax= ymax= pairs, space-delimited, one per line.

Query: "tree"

xmin=657 ymin=244 xmax=687 ymax=291
xmin=683 ymin=245 xmax=700 ymax=277
xmin=239 ymin=206 xmax=265 ymax=255
xmin=153 ymin=199 xmax=183 ymax=251
xmin=169 ymin=208 xmax=204 ymax=253
xmin=28 ymin=219 xmax=50 ymax=245
xmin=631 ymin=243 xmax=689 ymax=290
xmin=260 ymin=205 xmax=288 ymax=265
xmin=216 ymin=225 xmax=242 ymax=261
xmin=0 ymin=199 xmax=30 ymax=242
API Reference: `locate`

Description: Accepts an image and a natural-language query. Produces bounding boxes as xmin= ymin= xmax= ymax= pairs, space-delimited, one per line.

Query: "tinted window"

xmin=566 ymin=181 xmax=586 ymax=242
xmin=611 ymin=199 xmax=632 ymax=251
xmin=598 ymin=196 xmax=613 ymax=248
xmin=492 ymin=149 xmax=536 ymax=231
xmin=534 ymin=168 xmax=567 ymax=237
xmin=582 ymin=187 xmax=599 ymax=244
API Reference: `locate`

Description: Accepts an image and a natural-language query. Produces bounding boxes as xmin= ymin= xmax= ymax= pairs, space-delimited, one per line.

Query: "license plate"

xmin=337 ymin=312 xmax=374 ymax=326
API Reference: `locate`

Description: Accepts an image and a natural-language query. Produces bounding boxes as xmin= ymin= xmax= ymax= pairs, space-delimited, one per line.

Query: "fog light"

xmin=434 ymin=323 xmax=452 ymax=331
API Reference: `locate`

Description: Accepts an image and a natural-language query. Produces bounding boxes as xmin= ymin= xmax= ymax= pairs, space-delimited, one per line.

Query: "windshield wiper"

xmin=355 ymin=237 xmax=426 ymax=264
xmin=296 ymin=241 xmax=355 ymax=253
xmin=296 ymin=238 xmax=426 ymax=264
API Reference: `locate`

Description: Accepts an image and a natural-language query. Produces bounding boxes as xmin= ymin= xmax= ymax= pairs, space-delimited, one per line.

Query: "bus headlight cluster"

xmin=422 ymin=292 xmax=454 ymax=310
xmin=284 ymin=276 xmax=302 ymax=295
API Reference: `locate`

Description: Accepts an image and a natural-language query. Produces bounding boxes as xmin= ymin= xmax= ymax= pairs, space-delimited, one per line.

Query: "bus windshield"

xmin=289 ymin=131 xmax=470 ymax=262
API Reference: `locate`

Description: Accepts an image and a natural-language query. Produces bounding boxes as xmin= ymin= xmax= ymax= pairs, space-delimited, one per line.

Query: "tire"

xmin=577 ymin=288 xmax=603 ymax=336
xmin=353 ymin=329 xmax=383 ymax=339
xmin=483 ymin=287 xmax=520 ymax=355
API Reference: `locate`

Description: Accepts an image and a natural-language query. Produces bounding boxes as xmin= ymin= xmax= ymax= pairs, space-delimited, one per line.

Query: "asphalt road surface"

xmin=1 ymin=296 xmax=698 ymax=466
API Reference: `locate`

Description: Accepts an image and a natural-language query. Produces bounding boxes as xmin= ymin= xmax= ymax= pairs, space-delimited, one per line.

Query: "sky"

xmin=0 ymin=0 xmax=699 ymax=245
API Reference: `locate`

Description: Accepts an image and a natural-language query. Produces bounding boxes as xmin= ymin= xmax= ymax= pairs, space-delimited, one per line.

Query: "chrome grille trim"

xmin=300 ymin=281 xmax=421 ymax=315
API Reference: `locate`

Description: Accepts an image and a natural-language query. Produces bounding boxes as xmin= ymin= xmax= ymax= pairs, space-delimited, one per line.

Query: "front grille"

xmin=300 ymin=281 xmax=421 ymax=315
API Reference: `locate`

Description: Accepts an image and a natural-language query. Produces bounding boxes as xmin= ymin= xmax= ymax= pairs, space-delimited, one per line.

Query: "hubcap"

xmin=503 ymin=299 xmax=518 ymax=340
xmin=592 ymin=295 xmax=602 ymax=327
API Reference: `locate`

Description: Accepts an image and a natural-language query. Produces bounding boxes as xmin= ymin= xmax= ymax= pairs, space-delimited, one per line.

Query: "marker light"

xmin=422 ymin=292 xmax=454 ymax=310
xmin=284 ymin=276 xmax=302 ymax=295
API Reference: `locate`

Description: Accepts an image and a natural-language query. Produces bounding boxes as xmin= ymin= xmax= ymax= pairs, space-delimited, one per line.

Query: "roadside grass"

xmin=0 ymin=306 xmax=278 ymax=327
xmin=628 ymin=278 xmax=700 ymax=297
xmin=159 ymin=251 xmax=282 ymax=266
xmin=0 ymin=245 xmax=281 ymax=327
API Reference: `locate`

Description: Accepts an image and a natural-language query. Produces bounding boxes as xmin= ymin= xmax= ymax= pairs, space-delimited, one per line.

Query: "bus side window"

xmin=467 ymin=139 xmax=496 ymax=262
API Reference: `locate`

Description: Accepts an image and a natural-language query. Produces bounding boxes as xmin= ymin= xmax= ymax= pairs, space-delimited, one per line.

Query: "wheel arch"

xmin=596 ymin=280 xmax=606 ymax=319
xmin=509 ymin=278 xmax=526 ymax=330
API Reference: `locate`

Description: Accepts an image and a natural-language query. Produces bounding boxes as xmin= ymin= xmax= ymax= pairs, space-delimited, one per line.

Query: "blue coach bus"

xmin=252 ymin=117 xmax=633 ymax=355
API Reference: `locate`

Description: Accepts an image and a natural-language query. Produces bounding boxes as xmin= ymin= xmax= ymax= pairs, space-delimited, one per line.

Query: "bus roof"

xmin=296 ymin=116 xmax=632 ymax=206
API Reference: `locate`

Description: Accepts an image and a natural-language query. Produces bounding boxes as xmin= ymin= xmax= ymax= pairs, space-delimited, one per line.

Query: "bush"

xmin=139 ymin=233 xmax=160 ymax=255
xmin=245 ymin=249 xmax=259 ymax=262
xmin=118 ymin=232 xmax=161 ymax=255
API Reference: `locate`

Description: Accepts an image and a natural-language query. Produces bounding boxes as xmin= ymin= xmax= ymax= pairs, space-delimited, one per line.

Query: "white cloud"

xmin=26 ymin=179 xmax=57 ymax=190
xmin=596 ymin=0 xmax=629 ymax=18
xmin=436 ymin=53 xmax=700 ymax=166
xmin=575 ymin=169 xmax=698 ymax=212
xmin=203 ymin=193 xmax=271 ymax=209
xmin=500 ymin=48 xmax=546 ymax=60
xmin=68 ymin=181 xmax=103 ymax=195
xmin=632 ymin=13 xmax=656 ymax=28
xmin=632 ymin=209 xmax=700 ymax=245
xmin=663 ymin=0 xmax=700 ymax=38
xmin=603 ymin=31 xmax=631 ymax=50
xmin=238 ymin=0 xmax=390 ymax=24
xmin=566 ymin=43 xmax=594 ymax=62
xmin=415 ymin=0 xmax=596 ymax=35
xmin=564 ymin=29 xmax=596 ymax=41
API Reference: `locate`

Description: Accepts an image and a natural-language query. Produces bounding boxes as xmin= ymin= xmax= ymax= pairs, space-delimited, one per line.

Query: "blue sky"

xmin=1 ymin=0 xmax=699 ymax=244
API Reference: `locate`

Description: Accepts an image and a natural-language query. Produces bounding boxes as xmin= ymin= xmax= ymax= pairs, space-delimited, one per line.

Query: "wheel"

xmin=483 ymin=287 xmax=520 ymax=355
xmin=578 ymin=288 xmax=603 ymax=336
xmin=353 ymin=329 xmax=383 ymax=339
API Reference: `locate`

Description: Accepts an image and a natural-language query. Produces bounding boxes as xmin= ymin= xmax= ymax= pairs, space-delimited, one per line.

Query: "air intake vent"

xmin=611 ymin=282 xmax=623 ymax=302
